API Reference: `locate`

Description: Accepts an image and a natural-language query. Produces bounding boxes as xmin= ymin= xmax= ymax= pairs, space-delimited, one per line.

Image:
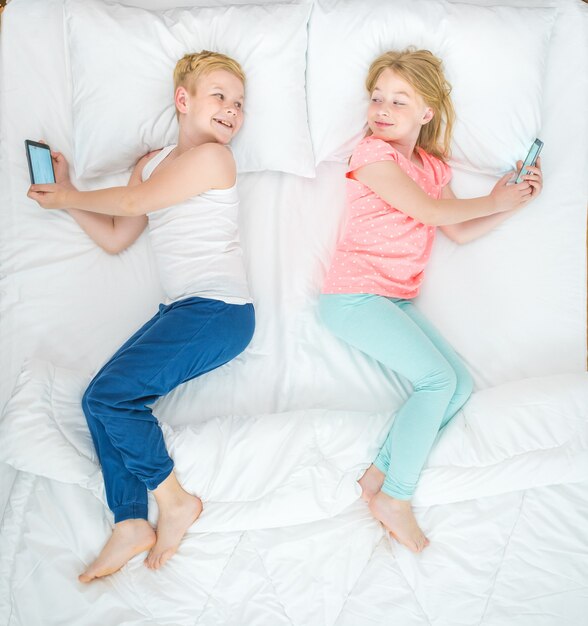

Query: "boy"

xmin=27 ymin=51 xmax=255 ymax=581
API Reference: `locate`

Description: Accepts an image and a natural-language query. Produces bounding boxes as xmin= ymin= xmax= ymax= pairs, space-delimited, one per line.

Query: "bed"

xmin=0 ymin=0 xmax=587 ymax=624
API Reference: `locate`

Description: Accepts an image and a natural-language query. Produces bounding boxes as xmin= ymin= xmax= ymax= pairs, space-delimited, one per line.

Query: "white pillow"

xmin=64 ymin=0 xmax=315 ymax=179
xmin=307 ymin=0 xmax=556 ymax=175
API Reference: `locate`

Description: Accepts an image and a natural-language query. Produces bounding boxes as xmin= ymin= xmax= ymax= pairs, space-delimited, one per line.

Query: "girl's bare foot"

xmin=358 ymin=464 xmax=385 ymax=502
xmin=79 ymin=519 xmax=155 ymax=583
xmin=369 ymin=491 xmax=429 ymax=553
xmin=145 ymin=472 xmax=203 ymax=570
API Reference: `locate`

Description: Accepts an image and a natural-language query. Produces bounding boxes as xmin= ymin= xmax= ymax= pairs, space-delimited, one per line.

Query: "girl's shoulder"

xmin=349 ymin=135 xmax=400 ymax=170
xmin=417 ymin=147 xmax=452 ymax=187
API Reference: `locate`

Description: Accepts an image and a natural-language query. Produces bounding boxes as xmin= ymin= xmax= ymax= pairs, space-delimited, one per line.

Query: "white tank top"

xmin=142 ymin=145 xmax=251 ymax=305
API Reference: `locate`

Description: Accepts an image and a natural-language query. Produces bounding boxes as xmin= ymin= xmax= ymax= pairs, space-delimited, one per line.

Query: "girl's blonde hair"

xmin=366 ymin=48 xmax=454 ymax=161
xmin=173 ymin=51 xmax=245 ymax=114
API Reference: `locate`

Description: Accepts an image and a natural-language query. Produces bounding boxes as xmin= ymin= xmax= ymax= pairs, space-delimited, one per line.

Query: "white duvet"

xmin=2 ymin=360 xmax=587 ymax=529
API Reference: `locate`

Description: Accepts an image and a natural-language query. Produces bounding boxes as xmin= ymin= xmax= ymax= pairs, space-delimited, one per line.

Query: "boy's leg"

xmin=80 ymin=297 xmax=254 ymax=580
xmin=83 ymin=297 xmax=254 ymax=520
xmin=82 ymin=309 xmax=164 ymax=522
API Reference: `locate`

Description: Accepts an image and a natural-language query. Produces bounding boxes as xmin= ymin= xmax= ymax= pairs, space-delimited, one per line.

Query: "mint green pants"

xmin=319 ymin=293 xmax=473 ymax=500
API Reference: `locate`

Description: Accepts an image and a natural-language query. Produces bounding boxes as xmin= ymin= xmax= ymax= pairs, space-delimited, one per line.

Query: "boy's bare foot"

xmin=145 ymin=472 xmax=203 ymax=570
xmin=368 ymin=491 xmax=430 ymax=553
xmin=358 ymin=464 xmax=385 ymax=502
xmin=79 ymin=519 xmax=155 ymax=583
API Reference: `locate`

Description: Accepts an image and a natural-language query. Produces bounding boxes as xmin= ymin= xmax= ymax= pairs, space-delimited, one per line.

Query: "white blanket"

xmin=2 ymin=360 xmax=587 ymax=532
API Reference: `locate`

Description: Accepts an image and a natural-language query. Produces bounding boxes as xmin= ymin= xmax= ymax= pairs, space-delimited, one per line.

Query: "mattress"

xmin=0 ymin=0 xmax=587 ymax=624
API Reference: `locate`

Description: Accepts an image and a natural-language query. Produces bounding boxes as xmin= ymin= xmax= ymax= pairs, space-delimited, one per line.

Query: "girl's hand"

xmin=490 ymin=169 xmax=533 ymax=212
xmin=27 ymin=182 xmax=72 ymax=209
xmin=519 ymin=156 xmax=543 ymax=199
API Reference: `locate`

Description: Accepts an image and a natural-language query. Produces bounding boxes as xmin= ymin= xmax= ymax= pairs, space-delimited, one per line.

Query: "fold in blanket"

xmin=1 ymin=360 xmax=587 ymax=532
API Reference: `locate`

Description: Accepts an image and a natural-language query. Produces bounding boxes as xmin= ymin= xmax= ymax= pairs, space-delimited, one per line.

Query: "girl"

xmin=319 ymin=49 xmax=542 ymax=553
xmin=27 ymin=51 xmax=255 ymax=580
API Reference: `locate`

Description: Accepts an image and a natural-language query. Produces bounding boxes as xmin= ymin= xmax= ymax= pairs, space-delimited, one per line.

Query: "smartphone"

xmin=513 ymin=138 xmax=543 ymax=184
xmin=25 ymin=139 xmax=56 ymax=185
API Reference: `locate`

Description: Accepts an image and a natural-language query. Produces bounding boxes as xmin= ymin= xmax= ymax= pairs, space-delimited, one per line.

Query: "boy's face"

xmin=178 ymin=70 xmax=245 ymax=145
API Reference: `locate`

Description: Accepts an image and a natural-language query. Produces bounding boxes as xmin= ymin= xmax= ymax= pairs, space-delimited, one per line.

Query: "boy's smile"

xmin=177 ymin=69 xmax=245 ymax=146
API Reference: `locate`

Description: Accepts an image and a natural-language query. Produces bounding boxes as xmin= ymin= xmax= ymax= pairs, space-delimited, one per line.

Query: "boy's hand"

xmin=27 ymin=182 xmax=72 ymax=209
xmin=51 ymin=150 xmax=74 ymax=187
xmin=36 ymin=139 xmax=75 ymax=188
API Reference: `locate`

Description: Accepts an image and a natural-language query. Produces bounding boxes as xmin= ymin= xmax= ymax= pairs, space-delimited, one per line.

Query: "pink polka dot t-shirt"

xmin=322 ymin=135 xmax=452 ymax=299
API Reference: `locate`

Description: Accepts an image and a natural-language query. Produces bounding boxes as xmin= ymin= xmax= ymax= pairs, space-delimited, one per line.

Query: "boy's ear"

xmin=174 ymin=86 xmax=189 ymax=115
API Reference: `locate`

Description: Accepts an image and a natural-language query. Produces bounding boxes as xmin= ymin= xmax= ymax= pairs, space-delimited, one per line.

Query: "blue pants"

xmin=82 ymin=297 xmax=255 ymax=523
xmin=319 ymin=293 xmax=473 ymax=499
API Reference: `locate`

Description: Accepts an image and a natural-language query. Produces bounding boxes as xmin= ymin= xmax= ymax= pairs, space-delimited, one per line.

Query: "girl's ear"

xmin=174 ymin=86 xmax=189 ymax=115
xmin=421 ymin=107 xmax=434 ymax=125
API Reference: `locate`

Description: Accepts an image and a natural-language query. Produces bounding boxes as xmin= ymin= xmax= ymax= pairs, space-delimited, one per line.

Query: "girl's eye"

xmin=214 ymin=93 xmax=224 ymax=100
xmin=394 ymin=101 xmax=406 ymax=106
xmin=235 ymin=102 xmax=242 ymax=109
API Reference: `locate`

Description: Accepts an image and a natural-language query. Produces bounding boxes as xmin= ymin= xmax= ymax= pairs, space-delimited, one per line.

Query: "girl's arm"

xmin=439 ymin=159 xmax=543 ymax=244
xmin=28 ymin=143 xmax=235 ymax=217
xmin=49 ymin=149 xmax=151 ymax=254
xmin=351 ymin=159 xmax=536 ymax=226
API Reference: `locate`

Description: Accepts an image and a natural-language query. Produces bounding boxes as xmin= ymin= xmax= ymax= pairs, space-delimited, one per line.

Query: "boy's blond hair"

xmin=366 ymin=48 xmax=455 ymax=161
xmin=174 ymin=50 xmax=245 ymax=93
xmin=173 ymin=51 xmax=245 ymax=116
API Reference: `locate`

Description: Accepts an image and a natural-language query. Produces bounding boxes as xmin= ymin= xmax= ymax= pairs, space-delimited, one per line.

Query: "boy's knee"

xmin=82 ymin=372 xmax=120 ymax=422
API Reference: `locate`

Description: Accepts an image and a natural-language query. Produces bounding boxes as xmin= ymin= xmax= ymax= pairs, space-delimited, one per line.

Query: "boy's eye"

xmin=214 ymin=93 xmax=224 ymax=100
xmin=236 ymin=102 xmax=243 ymax=110
xmin=394 ymin=101 xmax=406 ymax=106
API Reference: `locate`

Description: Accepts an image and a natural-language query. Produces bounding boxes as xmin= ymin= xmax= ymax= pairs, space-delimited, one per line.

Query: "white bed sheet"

xmin=1 ymin=0 xmax=587 ymax=624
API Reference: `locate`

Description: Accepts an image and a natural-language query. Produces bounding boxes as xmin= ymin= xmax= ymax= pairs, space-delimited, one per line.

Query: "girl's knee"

xmin=453 ymin=369 xmax=474 ymax=407
xmin=458 ymin=369 xmax=474 ymax=399
xmin=414 ymin=363 xmax=458 ymax=397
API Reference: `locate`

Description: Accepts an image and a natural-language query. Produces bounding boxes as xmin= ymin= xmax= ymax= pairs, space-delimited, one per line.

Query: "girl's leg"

xmin=373 ymin=299 xmax=474 ymax=474
xmin=319 ymin=293 xmax=456 ymax=551
xmin=358 ymin=299 xmax=474 ymax=509
xmin=398 ymin=299 xmax=473 ymax=429
xmin=80 ymin=298 xmax=255 ymax=580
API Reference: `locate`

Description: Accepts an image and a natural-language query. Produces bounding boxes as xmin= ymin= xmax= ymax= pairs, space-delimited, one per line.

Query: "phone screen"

xmin=514 ymin=138 xmax=543 ymax=184
xmin=25 ymin=141 xmax=56 ymax=184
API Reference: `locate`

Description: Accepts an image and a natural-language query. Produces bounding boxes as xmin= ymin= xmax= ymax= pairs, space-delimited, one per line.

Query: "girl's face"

xmin=367 ymin=68 xmax=433 ymax=146
xmin=176 ymin=69 xmax=245 ymax=145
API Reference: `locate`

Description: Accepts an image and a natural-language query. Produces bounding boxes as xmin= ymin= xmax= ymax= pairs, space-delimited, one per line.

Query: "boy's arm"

xmin=439 ymin=159 xmax=543 ymax=244
xmin=28 ymin=143 xmax=235 ymax=217
xmin=351 ymin=159 xmax=534 ymax=226
xmin=65 ymin=152 xmax=154 ymax=254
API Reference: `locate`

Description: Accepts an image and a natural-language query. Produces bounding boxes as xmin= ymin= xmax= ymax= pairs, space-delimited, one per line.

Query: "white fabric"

xmin=1 ymin=0 xmax=587 ymax=624
xmin=64 ymin=0 xmax=315 ymax=179
xmin=1 ymin=360 xmax=588 ymax=527
xmin=307 ymin=0 xmax=557 ymax=174
xmin=143 ymin=145 xmax=251 ymax=304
